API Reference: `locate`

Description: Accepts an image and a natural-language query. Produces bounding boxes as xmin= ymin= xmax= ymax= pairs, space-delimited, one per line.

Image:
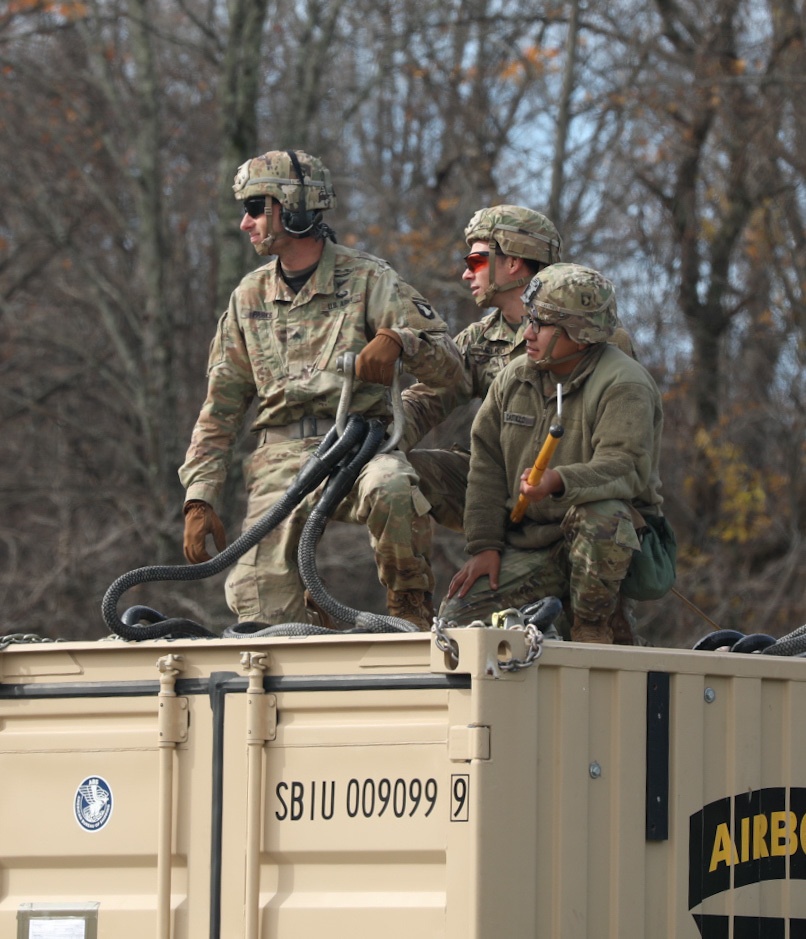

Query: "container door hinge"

xmin=241 ymin=651 xmax=277 ymax=743
xmin=449 ymin=724 xmax=491 ymax=762
xmin=157 ymin=654 xmax=189 ymax=744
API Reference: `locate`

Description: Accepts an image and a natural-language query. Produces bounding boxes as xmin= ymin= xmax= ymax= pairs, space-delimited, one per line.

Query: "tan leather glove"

xmin=183 ymin=500 xmax=227 ymax=564
xmin=355 ymin=328 xmax=403 ymax=385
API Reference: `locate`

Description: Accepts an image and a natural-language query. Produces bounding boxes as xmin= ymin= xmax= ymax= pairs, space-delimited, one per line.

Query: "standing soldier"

xmin=179 ymin=149 xmax=462 ymax=630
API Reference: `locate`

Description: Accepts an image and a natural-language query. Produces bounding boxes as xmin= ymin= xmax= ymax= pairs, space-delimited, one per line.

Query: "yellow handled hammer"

xmin=510 ymin=383 xmax=564 ymax=524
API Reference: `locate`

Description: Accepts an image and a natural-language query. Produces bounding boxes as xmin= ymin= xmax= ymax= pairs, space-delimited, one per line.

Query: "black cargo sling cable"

xmin=101 ymin=414 xmax=415 ymax=641
xmin=100 ymin=415 xmax=364 ymax=639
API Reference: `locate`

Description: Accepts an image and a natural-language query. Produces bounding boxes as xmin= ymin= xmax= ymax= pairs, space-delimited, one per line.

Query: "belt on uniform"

xmin=256 ymin=416 xmax=337 ymax=446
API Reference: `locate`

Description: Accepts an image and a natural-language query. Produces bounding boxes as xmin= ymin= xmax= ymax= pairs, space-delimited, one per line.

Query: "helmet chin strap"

xmin=533 ymin=327 xmax=587 ymax=370
xmin=476 ymin=275 xmax=533 ymax=308
xmin=254 ymin=232 xmax=278 ymax=256
xmin=254 ymin=208 xmax=283 ymax=255
xmin=475 ymin=242 xmax=534 ymax=308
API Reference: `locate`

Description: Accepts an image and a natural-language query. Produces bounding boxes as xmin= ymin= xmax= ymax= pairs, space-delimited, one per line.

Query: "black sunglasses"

xmin=242 ymin=196 xmax=267 ymax=218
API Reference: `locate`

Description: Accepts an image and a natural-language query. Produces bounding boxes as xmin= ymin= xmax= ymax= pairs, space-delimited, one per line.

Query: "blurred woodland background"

xmin=1 ymin=0 xmax=804 ymax=647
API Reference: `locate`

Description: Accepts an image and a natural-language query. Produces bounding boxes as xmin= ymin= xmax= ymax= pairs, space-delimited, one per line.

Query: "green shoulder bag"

xmin=621 ymin=514 xmax=677 ymax=601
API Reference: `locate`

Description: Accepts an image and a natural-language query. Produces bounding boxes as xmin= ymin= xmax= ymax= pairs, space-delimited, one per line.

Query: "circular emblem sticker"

xmin=74 ymin=776 xmax=113 ymax=832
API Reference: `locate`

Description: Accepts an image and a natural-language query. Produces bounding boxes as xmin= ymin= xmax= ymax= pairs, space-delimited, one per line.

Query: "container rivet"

xmin=589 ymin=761 xmax=602 ymax=779
xmin=704 ymin=687 xmax=716 ymax=703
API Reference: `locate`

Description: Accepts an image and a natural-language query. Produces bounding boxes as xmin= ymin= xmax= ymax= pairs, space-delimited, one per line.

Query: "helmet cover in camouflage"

xmin=232 ymin=149 xmax=337 ymax=213
xmin=464 ymin=205 xmax=562 ymax=266
xmin=521 ymin=262 xmax=617 ymax=344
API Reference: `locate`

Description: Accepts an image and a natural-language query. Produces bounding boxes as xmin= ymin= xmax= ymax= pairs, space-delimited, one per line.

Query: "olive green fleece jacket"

xmin=465 ymin=343 xmax=664 ymax=555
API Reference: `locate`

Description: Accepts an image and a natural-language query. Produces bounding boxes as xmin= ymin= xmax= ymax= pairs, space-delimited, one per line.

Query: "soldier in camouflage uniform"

xmin=179 ymin=149 xmax=463 ymax=630
xmin=402 ymin=206 xmax=637 ymax=527
xmin=440 ymin=263 xmax=664 ymax=644
xmin=400 ymin=205 xmax=563 ymax=531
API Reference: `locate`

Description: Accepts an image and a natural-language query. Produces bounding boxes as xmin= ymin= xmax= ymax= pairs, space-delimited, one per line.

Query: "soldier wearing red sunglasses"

xmin=400 ymin=205 xmax=563 ymax=528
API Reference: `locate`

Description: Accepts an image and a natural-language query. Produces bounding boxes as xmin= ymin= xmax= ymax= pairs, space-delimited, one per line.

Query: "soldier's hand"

xmin=355 ymin=328 xmax=403 ymax=385
xmin=183 ymin=500 xmax=227 ymax=564
xmin=447 ymin=549 xmax=501 ymax=599
xmin=519 ymin=466 xmax=564 ymax=503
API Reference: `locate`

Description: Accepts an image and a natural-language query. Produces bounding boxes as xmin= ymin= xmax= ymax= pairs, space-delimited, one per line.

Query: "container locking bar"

xmin=645 ymin=670 xmax=670 ymax=841
xmin=242 ymin=652 xmax=276 ymax=939
xmin=156 ymin=654 xmax=188 ymax=939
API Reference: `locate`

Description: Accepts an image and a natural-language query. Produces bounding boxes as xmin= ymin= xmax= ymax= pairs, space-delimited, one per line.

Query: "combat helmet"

xmin=521 ymin=263 xmax=617 ymax=368
xmin=464 ymin=205 xmax=562 ymax=264
xmin=233 ymin=149 xmax=337 ymax=252
xmin=464 ymin=205 xmax=562 ymax=308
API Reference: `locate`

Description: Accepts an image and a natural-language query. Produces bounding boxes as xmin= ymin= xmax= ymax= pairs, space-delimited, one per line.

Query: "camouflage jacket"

xmin=465 ymin=343 xmax=664 ymax=555
xmin=400 ymin=308 xmax=525 ymax=450
xmin=180 ymin=240 xmax=461 ymax=507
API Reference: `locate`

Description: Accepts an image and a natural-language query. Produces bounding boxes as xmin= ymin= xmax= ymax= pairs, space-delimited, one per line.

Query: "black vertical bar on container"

xmin=208 ymin=672 xmax=239 ymax=939
xmin=646 ymin=670 xmax=670 ymax=841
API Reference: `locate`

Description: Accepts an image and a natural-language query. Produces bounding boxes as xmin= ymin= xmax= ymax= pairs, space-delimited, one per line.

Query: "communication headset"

xmin=281 ymin=149 xmax=318 ymax=237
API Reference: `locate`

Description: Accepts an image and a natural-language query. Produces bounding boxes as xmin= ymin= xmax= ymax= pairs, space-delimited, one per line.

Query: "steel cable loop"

xmin=102 ymin=416 xmax=370 ymax=640
xmin=335 ymin=353 xmax=355 ymax=437
xmin=336 ymin=352 xmax=404 ymax=454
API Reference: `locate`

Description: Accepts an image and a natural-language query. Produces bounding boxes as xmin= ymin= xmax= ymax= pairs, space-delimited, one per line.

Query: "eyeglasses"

xmin=463 ymin=251 xmax=489 ymax=273
xmin=522 ymin=312 xmax=561 ymax=335
xmin=242 ymin=196 xmax=267 ymax=218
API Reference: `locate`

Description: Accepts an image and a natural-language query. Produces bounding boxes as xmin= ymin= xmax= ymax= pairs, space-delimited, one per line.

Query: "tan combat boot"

xmin=570 ymin=617 xmax=615 ymax=644
xmin=610 ymin=595 xmax=636 ymax=646
xmin=304 ymin=590 xmax=337 ymax=630
xmin=387 ymin=589 xmax=435 ymax=631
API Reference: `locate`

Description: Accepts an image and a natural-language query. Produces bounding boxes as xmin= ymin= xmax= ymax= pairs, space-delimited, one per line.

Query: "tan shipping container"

xmin=1 ymin=628 xmax=804 ymax=938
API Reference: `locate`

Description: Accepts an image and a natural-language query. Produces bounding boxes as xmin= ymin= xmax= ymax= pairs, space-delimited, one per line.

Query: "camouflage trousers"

xmin=225 ymin=439 xmax=434 ymax=625
xmin=406 ymin=447 xmax=470 ymax=533
xmin=438 ymin=499 xmax=641 ymax=633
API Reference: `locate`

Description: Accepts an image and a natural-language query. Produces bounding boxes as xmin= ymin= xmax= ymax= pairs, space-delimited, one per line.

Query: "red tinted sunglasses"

xmin=464 ymin=251 xmax=490 ymax=273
